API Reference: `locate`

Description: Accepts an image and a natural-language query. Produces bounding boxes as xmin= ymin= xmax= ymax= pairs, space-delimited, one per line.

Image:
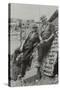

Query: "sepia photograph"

xmin=8 ymin=3 xmax=58 ymax=87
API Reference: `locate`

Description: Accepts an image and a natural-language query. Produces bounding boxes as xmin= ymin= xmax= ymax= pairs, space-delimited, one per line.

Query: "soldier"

xmin=19 ymin=23 xmax=40 ymax=78
xmin=38 ymin=21 xmax=55 ymax=77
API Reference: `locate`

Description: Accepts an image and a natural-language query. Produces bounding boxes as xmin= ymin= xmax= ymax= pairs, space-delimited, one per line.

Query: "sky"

xmin=11 ymin=3 xmax=58 ymax=21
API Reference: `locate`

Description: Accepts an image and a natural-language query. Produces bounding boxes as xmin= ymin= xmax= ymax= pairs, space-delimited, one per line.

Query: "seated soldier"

xmin=12 ymin=24 xmax=40 ymax=80
xmin=19 ymin=23 xmax=40 ymax=78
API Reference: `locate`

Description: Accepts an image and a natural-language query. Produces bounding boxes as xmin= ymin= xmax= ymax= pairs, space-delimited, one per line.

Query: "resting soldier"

xmin=19 ymin=24 xmax=40 ymax=78
xmin=37 ymin=21 xmax=55 ymax=77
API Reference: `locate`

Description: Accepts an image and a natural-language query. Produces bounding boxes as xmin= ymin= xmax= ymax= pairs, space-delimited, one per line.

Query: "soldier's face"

xmin=33 ymin=27 xmax=38 ymax=32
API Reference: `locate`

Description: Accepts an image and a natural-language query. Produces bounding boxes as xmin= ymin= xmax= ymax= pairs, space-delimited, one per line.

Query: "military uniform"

xmin=20 ymin=24 xmax=40 ymax=77
xmin=38 ymin=23 xmax=55 ymax=64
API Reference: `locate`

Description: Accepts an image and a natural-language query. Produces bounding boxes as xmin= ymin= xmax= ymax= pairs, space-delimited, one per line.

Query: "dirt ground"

xmin=10 ymin=75 xmax=58 ymax=87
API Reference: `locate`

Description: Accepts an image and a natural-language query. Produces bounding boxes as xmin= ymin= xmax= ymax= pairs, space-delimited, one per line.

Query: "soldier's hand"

xmin=40 ymin=40 xmax=44 ymax=44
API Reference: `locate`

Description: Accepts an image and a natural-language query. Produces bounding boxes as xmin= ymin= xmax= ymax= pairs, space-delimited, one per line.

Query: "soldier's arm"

xmin=38 ymin=33 xmax=54 ymax=46
xmin=39 ymin=35 xmax=44 ymax=44
xmin=44 ymin=33 xmax=54 ymax=42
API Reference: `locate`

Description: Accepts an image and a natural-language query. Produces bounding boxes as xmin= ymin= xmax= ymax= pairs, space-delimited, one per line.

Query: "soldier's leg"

xmin=37 ymin=44 xmax=44 ymax=79
xmin=20 ymin=61 xmax=27 ymax=78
